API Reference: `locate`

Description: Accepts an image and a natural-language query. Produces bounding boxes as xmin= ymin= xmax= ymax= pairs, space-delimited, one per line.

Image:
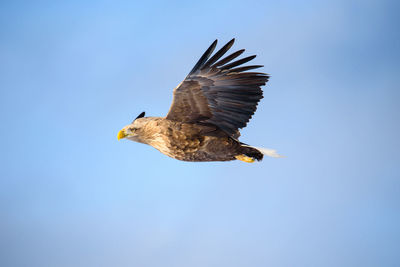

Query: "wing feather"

xmin=166 ymin=39 xmax=269 ymax=136
xmin=188 ymin=40 xmax=217 ymax=76
xmin=220 ymin=55 xmax=257 ymax=70
xmin=201 ymin=38 xmax=235 ymax=70
xmin=212 ymin=49 xmax=245 ymax=68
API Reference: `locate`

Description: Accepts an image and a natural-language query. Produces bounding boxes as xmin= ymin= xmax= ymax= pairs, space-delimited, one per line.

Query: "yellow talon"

xmin=235 ymin=154 xmax=255 ymax=163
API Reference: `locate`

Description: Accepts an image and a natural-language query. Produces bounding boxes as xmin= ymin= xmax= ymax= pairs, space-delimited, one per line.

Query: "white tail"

xmin=256 ymin=147 xmax=284 ymax=158
xmin=240 ymin=144 xmax=283 ymax=158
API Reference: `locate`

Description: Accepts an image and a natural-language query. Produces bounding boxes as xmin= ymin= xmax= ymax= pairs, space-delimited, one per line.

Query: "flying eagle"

xmin=117 ymin=39 xmax=281 ymax=163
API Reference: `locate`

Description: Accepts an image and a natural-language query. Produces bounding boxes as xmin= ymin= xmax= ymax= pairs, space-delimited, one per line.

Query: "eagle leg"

xmin=235 ymin=154 xmax=255 ymax=163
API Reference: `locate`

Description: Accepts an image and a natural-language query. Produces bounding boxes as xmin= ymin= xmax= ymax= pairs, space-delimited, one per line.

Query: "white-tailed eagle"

xmin=118 ymin=39 xmax=281 ymax=162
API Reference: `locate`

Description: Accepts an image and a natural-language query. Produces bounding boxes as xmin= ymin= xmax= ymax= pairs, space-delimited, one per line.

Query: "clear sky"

xmin=1 ymin=0 xmax=399 ymax=266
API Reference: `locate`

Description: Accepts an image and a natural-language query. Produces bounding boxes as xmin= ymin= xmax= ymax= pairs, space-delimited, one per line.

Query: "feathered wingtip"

xmin=188 ymin=39 xmax=219 ymax=76
xmin=132 ymin=111 xmax=145 ymax=123
xmin=188 ymin=38 xmax=264 ymax=77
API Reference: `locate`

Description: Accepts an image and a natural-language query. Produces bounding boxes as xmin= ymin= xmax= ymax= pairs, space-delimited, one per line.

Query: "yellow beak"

xmin=117 ymin=129 xmax=126 ymax=140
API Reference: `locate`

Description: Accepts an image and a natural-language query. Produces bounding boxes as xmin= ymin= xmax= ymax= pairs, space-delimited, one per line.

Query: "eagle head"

xmin=117 ymin=112 xmax=148 ymax=143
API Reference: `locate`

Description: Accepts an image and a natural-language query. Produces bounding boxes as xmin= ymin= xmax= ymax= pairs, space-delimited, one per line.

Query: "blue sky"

xmin=1 ymin=0 xmax=399 ymax=266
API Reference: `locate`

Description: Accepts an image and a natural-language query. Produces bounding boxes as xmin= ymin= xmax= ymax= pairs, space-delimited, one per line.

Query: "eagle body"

xmin=124 ymin=117 xmax=263 ymax=162
xmin=118 ymin=39 xmax=281 ymax=162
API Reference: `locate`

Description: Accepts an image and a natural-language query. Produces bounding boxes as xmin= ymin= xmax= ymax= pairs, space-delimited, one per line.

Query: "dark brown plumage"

xmin=118 ymin=39 xmax=280 ymax=162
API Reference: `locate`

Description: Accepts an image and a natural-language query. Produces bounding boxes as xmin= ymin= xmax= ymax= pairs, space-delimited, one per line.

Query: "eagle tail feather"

xmin=239 ymin=145 xmax=264 ymax=161
xmin=240 ymin=145 xmax=283 ymax=161
xmin=255 ymin=147 xmax=283 ymax=158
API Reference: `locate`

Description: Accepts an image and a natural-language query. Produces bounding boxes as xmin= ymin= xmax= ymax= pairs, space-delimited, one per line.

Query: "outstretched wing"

xmin=166 ymin=39 xmax=269 ymax=137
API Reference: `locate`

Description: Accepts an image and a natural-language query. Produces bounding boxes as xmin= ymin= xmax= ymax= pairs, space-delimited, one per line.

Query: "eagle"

xmin=117 ymin=39 xmax=281 ymax=163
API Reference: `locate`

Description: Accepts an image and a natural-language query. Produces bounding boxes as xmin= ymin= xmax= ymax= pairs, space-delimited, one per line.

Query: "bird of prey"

xmin=117 ymin=39 xmax=281 ymax=163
